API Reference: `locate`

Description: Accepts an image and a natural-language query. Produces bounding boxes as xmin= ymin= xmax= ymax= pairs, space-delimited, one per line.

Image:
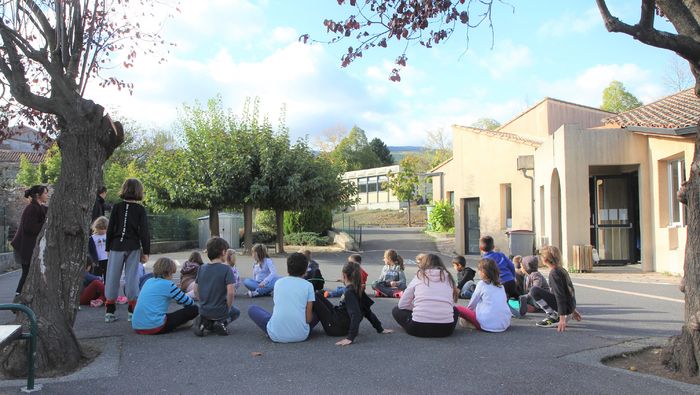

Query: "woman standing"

xmin=11 ymin=185 xmax=49 ymax=299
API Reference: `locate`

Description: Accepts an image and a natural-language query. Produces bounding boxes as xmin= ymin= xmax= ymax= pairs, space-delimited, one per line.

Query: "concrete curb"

xmin=563 ymin=336 xmax=700 ymax=394
xmin=0 ymin=336 xmax=121 ymax=389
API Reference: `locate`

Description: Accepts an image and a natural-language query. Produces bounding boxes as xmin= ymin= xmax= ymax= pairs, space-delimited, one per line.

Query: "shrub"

xmin=428 ymin=200 xmax=454 ymax=232
xmin=253 ymin=230 xmax=276 ymax=244
xmin=284 ymin=232 xmax=330 ymax=246
xmin=284 ymin=206 xmax=333 ymax=234
xmin=255 ymin=210 xmax=277 ymax=233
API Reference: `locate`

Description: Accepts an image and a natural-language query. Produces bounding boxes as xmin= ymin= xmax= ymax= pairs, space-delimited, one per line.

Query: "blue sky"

xmin=88 ymin=1 xmax=687 ymax=147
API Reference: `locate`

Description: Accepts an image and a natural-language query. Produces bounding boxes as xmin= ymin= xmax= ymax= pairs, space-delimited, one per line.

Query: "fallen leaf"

xmin=251 ymin=352 xmax=263 ymax=357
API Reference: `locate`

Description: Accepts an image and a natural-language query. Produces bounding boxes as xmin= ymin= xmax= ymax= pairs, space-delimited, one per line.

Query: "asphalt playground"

xmin=0 ymin=227 xmax=694 ymax=394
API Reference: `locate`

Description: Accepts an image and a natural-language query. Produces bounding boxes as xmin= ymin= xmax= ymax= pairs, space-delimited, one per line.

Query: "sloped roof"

xmin=453 ymin=125 xmax=543 ymax=147
xmin=429 ymin=157 xmax=453 ymax=173
xmin=603 ymin=88 xmax=700 ymax=129
xmin=0 ymin=150 xmax=44 ymax=163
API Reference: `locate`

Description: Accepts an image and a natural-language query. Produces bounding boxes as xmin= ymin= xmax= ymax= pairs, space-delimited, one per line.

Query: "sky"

xmin=86 ymin=0 xmax=689 ymax=148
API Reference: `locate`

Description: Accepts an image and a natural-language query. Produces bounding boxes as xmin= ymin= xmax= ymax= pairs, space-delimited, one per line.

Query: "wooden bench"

xmin=0 ymin=304 xmax=41 ymax=392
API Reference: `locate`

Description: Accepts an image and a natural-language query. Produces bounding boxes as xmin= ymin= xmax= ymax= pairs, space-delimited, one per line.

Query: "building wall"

xmin=343 ymin=165 xmax=401 ymax=210
xmin=647 ymin=136 xmax=694 ymax=275
xmin=431 ymin=159 xmax=455 ymax=202
xmin=450 ymin=126 xmax=536 ymax=255
xmin=534 ymin=125 xmax=652 ymax=269
xmin=499 ymin=100 xmax=610 ymax=138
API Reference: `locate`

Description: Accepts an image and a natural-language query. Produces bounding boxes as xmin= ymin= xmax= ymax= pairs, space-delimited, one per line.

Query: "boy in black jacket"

xmin=452 ymin=255 xmax=476 ymax=299
xmin=529 ymin=246 xmax=582 ymax=331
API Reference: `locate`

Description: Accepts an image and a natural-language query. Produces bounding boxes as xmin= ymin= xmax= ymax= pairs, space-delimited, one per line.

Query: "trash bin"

xmin=507 ymin=230 xmax=535 ymax=257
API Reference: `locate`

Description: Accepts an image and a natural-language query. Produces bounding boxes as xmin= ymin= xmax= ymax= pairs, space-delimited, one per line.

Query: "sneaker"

xmin=127 ymin=312 xmax=133 ymax=322
xmin=247 ymin=290 xmax=259 ymax=298
xmin=192 ymin=316 xmax=205 ymax=337
xmin=518 ymin=295 xmax=528 ymax=317
xmin=104 ymin=313 xmax=118 ymax=323
xmin=536 ymin=316 xmax=560 ymax=328
xmin=375 ymin=290 xmax=382 ymax=297
xmin=394 ymin=291 xmax=403 ymax=298
xmin=116 ymin=296 xmax=128 ymax=304
xmin=212 ymin=321 xmax=229 ymax=336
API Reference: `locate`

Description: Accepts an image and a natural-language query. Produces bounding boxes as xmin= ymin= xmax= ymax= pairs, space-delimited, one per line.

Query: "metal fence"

xmin=148 ymin=214 xmax=198 ymax=242
xmin=334 ymin=212 xmax=362 ymax=248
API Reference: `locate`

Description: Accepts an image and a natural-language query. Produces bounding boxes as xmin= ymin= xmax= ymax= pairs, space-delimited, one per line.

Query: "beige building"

xmin=433 ymin=91 xmax=695 ymax=274
xmin=343 ymin=165 xmax=402 ymax=210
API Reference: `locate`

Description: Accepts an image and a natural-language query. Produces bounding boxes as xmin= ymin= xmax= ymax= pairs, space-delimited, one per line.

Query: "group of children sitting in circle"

xmin=82 ymin=235 xmax=582 ymax=343
xmin=77 ymin=178 xmax=582 ymax=343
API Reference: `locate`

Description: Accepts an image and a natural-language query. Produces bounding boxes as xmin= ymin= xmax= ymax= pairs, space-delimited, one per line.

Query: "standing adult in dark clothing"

xmin=92 ymin=186 xmax=109 ymax=221
xmin=12 ymin=185 xmax=49 ymax=298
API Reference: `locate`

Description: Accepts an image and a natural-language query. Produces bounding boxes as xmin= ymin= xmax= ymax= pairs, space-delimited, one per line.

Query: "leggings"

xmin=80 ymin=280 xmax=106 ymax=305
xmin=529 ymin=286 xmax=557 ymax=311
xmin=14 ymin=251 xmax=30 ymax=294
xmin=455 ymin=305 xmax=482 ymax=330
xmin=105 ymin=249 xmax=141 ymax=302
xmin=313 ymin=292 xmax=349 ymax=336
xmin=137 ymin=305 xmax=199 ymax=335
xmin=392 ymin=306 xmax=458 ymax=338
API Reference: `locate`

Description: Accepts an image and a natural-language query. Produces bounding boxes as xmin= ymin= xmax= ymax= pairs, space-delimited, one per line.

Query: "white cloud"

xmin=477 ymin=40 xmax=534 ymax=79
xmin=535 ymin=63 xmax=665 ymax=108
xmin=537 ymin=7 xmax=602 ymax=38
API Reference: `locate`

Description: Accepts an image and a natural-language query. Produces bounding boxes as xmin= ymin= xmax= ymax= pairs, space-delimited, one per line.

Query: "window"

xmin=368 ymin=176 xmax=377 ymax=193
xmin=501 ymin=183 xmax=512 ymax=229
xmin=447 ymin=191 xmax=454 ymax=206
xmin=358 ymin=177 xmax=367 ymax=194
xmin=668 ymin=159 xmax=686 ymax=226
xmin=378 ymin=175 xmax=389 ymax=201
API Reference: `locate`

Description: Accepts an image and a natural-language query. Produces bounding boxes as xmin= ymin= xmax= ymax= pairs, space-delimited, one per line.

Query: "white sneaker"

xmin=105 ymin=313 xmax=118 ymax=323
xmin=247 ymin=290 xmax=259 ymax=298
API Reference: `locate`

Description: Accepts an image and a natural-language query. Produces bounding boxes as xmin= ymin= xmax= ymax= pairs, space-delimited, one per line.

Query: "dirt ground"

xmin=604 ymin=347 xmax=700 ymax=386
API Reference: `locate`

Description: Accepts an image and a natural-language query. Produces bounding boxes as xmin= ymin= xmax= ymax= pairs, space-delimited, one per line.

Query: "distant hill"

xmin=388 ymin=146 xmax=426 ymax=163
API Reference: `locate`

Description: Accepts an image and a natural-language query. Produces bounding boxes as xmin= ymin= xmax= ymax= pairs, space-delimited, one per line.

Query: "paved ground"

xmin=0 ymin=227 xmax=694 ymax=394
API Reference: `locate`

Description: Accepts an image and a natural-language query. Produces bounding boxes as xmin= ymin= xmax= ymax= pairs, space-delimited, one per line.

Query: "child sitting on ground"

xmin=528 ymin=246 xmax=582 ymax=331
xmin=313 ymin=261 xmax=393 ymax=346
xmin=131 ymin=257 xmax=198 ymax=335
xmin=243 ymin=244 xmax=279 ymax=297
xmin=512 ymin=255 xmax=525 ymax=295
xmin=81 ymin=258 xmax=106 ymax=307
xmin=521 ymin=255 xmax=548 ymax=314
xmin=88 ymin=216 xmax=109 ymax=281
xmin=225 ymin=249 xmax=241 ymax=290
xmin=480 ymin=236 xmax=518 ymax=300
xmin=324 ymin=254 xmax=368 ymax=297
xmin=301 ymin=249 xmax=325 ymax=291
xmin=180 ymin=251 xmax=204 ymax=298
xmin=371 ymin=249 xmax=407 ymax=298
xmin=247 ymin=252 xmax=317 ymax=343
xmin=456 ymin=258 xmax=512 ymax=333
xmin=192 ymin=237 xmax=239 ymax=336
xmin=452 ymin=255 xmax=476 ymax=299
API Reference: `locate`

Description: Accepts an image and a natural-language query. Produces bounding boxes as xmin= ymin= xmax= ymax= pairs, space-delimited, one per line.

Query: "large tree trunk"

xmin=1 ymin=103 xmax=122 ymax=377
xmin=209 ymin=207 xmax=220 ymax=237
xmin=664 ymin=121 xmax=700 ymax=375
xmin=243 ymin=203 xmax=254 ymax=253
xmin=275 ymin=207 xmax=285 ymax=254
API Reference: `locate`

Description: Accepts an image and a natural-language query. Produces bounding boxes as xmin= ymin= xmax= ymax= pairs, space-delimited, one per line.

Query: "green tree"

xmin=144 ymin=96 xmax=242 ymax=238
xmin=369 ymin=137 xmax=394 ymax=166
xmin=387 ymin=156 xmax=420 ymax=226
xmin=330 ymin=126 xmax=382 ymax=171
xmin=471 ymin=118 xmax=501 ymax=131
xmin=15 ymin=155 xmax=38 ymax=187
xmin=38 ymin=144 xmax=62 ymax=184
xmin=600 ymin=80 xmax=643 ymax=113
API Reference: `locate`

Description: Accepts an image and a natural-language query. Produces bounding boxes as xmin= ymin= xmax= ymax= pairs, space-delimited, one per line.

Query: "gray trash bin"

xmin=507 ymin=230 xmax=535 ymax=257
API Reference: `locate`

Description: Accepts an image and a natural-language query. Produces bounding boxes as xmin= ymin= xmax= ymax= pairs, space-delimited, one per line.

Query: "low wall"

xmin=0 ymin=251 xmax=17 ymax=273
xmin=328 ymin=230 xmax=357 ymax=251
xmin=150 ymin=240 xmax=198 ymax=254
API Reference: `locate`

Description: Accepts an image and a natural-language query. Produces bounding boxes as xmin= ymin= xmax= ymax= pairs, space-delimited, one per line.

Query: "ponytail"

xmin=396 ymin=255 xmax=404 ymax=271
xmin=342 ymin=261 xmax=363 ymax=297
xmin=25 ymin=185 xmax=47 ymax=201
xmin=385 ymin=249 xmax=404 ymax=271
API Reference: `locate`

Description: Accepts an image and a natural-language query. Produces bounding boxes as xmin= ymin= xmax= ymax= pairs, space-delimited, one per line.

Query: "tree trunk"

xmin=243 ymin=203 xmax=254 ymax=253
xmin=1 ymin=106 xmax=122 ymax=377
xmin=407 ymin=201 xmax=412 ymax=227
xmin=663 ymin=121 xmax=700 ymax=376
xmin=209 ymin=207 xmax=220 ymax=237
xmin=275 ymin=207 xmax=285 ymax=254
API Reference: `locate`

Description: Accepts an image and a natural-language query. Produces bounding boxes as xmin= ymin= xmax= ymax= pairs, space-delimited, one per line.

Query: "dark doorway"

xmin=589 ymin=171 xmax=640 ymax=265
xmin=463 ymin=198 xmax=480 ymax=255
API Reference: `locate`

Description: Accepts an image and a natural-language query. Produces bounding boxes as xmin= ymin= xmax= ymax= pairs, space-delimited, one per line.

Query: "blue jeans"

xmin=326 ymin=286 xmax=346 ymax=297
xmin=247 ymin=305 xmax=319 ymax=335
xmin=460 ymin=280 xmax=476 ymax=299
xmin=243 ymin=278 xmax=275 ymax=296
xmin=228 ymin=306 xmax=241 ymax=323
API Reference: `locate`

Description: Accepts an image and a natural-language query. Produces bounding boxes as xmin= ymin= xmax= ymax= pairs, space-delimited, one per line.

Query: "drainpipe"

xmin=521 ymin=168 xmax=536 ymax=235
xmin=517 ymin=155 xmax=536 ymax=254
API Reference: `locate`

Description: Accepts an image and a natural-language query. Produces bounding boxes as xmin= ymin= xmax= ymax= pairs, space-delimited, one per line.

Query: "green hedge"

xmin=284 ymin=206 xmax=333 ymax=235
xmin=284 ymin=232 xmax=330 ymax=246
